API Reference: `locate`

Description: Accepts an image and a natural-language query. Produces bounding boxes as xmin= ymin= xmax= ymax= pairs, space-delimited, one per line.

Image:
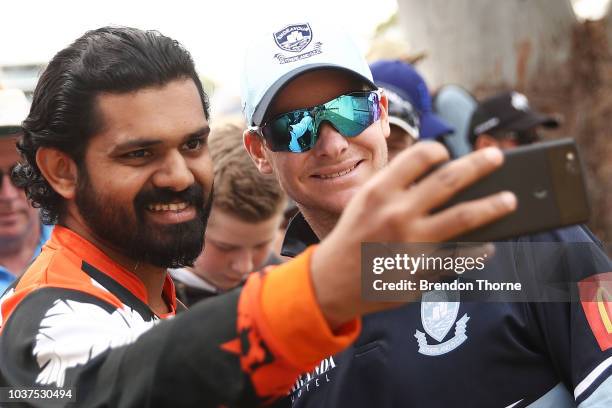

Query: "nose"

xmin=151 ymin=151 xmax=195 ymax=191
xmin=313 ymin=121 xmax=349 ymax=159
xmin=0 ymin=174 xmax=20 ymax=200
xmin=230 ymin=249 xmax=254 ymax=276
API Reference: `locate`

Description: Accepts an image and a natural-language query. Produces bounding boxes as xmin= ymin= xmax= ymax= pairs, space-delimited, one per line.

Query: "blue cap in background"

xmin=370 ymin=60 xmax=453 ymax=140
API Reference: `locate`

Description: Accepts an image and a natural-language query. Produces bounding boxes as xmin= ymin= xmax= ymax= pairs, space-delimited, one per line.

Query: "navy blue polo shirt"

xmin=281 ymin=214 xmax=611 ymax=408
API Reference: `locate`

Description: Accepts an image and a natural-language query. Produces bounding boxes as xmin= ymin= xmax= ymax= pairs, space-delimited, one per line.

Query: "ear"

xmin=35 ymin=147 xmax=79 ymax=200
xmin=378 ymin=92 xmax=391 ymax=139
xmin=243 ymin=130 xmax=274 ymax=175
xmin=474 ymin=134 xmax=500 ymax=150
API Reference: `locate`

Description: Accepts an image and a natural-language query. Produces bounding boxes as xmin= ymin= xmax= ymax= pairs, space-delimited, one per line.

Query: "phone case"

xmin=445 ymin=138 xmax=590 ymax=242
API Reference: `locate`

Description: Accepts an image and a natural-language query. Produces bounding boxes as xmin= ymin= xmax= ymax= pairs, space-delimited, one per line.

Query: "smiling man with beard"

xmin=0 ymin=27 xmax=339 ymax=407
xmin=0 ymin=26 xmax=516 ymax=408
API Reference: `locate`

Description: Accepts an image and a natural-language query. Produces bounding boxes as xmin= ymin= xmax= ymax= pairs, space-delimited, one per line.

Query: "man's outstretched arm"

xmin=0 ymin=144 xmax=514 ymax=407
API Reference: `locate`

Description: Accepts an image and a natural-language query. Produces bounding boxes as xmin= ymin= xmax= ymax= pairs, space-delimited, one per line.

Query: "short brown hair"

xmin=209 ymin=119 xmax=286 ymax=222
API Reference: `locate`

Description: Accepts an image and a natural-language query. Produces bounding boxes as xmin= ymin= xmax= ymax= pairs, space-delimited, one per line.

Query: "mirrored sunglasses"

xmin=251 ymin=91 xmax=382 ymax=153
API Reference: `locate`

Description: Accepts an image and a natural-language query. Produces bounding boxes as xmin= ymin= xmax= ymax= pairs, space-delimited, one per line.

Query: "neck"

xmin=0 ymin=222 xmax=41 ymax=277
xmin=298 ymin=206 xmax=340 ymax=239
xmin=61 ymin=217 xmax=170 ymax=315
xmin=186 ymin=267 xmax=220 ymax=291
xmin=129 ymin=261 xmax=170 ymax=315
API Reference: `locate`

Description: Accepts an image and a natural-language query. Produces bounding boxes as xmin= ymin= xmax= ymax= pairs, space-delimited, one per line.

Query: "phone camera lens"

xmin=565 ymin=153 xmax=579 ymax=174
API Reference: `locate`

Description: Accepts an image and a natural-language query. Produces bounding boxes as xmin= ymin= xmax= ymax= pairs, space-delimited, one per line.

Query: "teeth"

xmin=147 ymin=202 xmax=189 ymax=212
xmin=318 ymin=163 xmax=357 ymax=179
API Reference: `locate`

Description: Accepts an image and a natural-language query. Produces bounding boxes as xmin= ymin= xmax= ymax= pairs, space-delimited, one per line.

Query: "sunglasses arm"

xmin=247 ymin=125 xmax=262 ymax=135
xmin=246 ymin=126 xmax=273 ymax=151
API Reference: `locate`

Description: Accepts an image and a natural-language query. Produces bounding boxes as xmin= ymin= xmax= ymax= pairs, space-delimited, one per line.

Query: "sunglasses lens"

xmin=320 ymin=92 xmax=380 ymax=137
xmin=262 ymin=110 xmax=317 ymax=152
xmin=262 ymin=92 xmax=381 ymax=153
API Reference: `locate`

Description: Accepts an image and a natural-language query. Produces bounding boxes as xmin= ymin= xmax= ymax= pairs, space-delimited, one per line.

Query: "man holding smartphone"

xmin=0 ymin=26 xmax=514 ymax=407
xmin=243 ymin=18 xmax=611 ymax=407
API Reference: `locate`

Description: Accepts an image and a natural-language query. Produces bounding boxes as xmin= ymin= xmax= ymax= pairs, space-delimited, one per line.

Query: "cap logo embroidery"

xmin=273 ymin=43 xmax=322 ymax=65
xmin=272 ymin=23 xmax=322 ymax=64
xmin=274 ymin=24 xmax=312 ymax=53
xmin=511 ymin=92 xmax=529 ymax=111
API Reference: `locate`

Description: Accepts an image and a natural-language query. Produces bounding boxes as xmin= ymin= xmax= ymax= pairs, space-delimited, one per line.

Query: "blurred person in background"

xmin=370 ymin=59 xmax=453 ymax=160
xmin=469 ymin=90 xmax=559 ymax=150
xmin=369 ymin=62 xmax=420 ymax=161
xmin=432 ymin=84 xmax=478 ymax=158
xmin=171 ymin=120 xmax=286 ymax=305
xmin=0 ymin=88 xmax=52 ymax=293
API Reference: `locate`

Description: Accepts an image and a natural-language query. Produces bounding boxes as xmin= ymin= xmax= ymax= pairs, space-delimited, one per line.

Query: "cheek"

xmin=25 ymin=202 xmax=39 ymax=218
xmin=271 ymin=154 xmax=308 ymax=187
xmin=13 ymin=191 xmax=31 ymax=207
xmin=359 ymin=131 xmax=388 ymax=164
xmin=253 ymin=246 xmax=272 ymax=269
xmin=193 ymin=154 xmax=214 ymax=187
xmin=200 ymin=243 xmax=229 ymax=270
xmin=92 ymin=172 xmax=140 ymax=201
xmin=500 ymin=139 xmax=519 ymax=149
xmin=376 ymin=139 xmax=389 ymax=165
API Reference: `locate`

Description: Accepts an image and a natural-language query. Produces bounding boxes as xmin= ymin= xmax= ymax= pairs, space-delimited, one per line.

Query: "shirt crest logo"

xmin=274 ymin=23 xmax=312 ymax=53
xmin=415 ymin=290 xmax=469 ymax=356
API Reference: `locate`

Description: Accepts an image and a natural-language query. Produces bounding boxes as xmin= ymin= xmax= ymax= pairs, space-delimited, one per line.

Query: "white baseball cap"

xmin=241 ymin=19 xmax=375 ymax=127
xmin=0 ymin=88 xmax=29 ymax=137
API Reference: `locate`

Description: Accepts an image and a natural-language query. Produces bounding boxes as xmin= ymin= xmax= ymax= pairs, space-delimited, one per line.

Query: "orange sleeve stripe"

xmin=234 ymin=273 xmax=299 ymax=397
xmin=259 ymin=245 xmax=361 ymax=368
xmin=236 ymin=245 xmax=361 ymax=397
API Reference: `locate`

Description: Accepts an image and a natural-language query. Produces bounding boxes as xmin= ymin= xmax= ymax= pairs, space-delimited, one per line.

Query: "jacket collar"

xmin=280 ymin=212 xmax=320 ymax=258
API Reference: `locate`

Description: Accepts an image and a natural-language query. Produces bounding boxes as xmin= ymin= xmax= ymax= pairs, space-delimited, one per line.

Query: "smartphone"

xmin=441 ymin=138 xmax=590 ymax=241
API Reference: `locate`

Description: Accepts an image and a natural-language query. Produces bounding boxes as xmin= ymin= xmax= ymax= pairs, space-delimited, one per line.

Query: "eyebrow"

xmin=110 ymin=126 xmax=210 ymax=155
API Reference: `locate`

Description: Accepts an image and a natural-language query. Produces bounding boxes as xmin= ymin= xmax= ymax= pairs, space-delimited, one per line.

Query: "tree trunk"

xmin=395 ymin=0 xmax=611 ymax=252
xmin=396 ymin=0 xmax=576 ymax=90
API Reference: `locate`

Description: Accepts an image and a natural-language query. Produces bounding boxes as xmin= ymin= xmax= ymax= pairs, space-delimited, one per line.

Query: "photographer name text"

xmin=372 ymin=279 xmax=522 ymax=292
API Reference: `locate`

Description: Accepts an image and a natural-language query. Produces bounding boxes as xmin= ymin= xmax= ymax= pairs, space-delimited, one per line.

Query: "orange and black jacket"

xmin=0 ymin=226 xmax=360 ymax=407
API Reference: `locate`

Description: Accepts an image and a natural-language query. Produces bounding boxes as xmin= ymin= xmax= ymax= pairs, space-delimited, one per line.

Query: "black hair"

xmin=12 ymin=26 xmax=210 ymax=224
